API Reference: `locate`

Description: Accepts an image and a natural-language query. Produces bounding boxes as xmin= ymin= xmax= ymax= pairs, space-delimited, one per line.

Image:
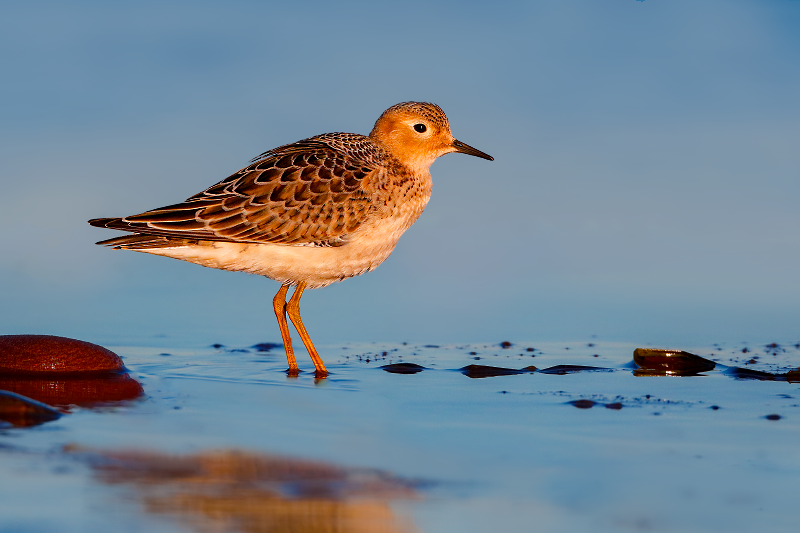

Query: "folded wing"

xmin=90 ymin=135 xmax=385 ymax=247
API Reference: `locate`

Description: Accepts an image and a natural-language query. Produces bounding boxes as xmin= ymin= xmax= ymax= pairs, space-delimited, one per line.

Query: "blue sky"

xmin=1 ymin=0 xmax=798 ymax=348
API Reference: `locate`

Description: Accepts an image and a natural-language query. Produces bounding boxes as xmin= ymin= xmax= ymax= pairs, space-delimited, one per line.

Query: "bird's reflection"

xmin=68 ymin=447 xmax=421 ymax=533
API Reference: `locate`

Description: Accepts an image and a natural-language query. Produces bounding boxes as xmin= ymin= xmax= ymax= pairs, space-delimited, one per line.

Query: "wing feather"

xmin=91 ymin=134 xmax=388 ymax=247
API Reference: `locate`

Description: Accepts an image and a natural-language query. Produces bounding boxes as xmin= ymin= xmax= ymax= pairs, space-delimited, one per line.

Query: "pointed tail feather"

xmin=95 ymin=234 xmax=197 ymax=250
xmin=88 ymin=217 xmax=123 ymax=228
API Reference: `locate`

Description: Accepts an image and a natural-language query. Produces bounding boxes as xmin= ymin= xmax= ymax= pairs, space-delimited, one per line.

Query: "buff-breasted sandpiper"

xmin=89 ymin=102 xmax=493 ymax=377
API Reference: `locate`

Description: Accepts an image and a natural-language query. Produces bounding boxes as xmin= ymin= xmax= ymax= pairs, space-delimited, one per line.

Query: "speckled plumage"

xmin=89 ymin=102 xmax=492 ymax=375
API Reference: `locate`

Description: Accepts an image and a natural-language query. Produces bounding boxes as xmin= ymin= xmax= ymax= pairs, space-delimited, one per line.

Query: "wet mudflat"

xmin=2 ymin=340 xmax=800 ymax=532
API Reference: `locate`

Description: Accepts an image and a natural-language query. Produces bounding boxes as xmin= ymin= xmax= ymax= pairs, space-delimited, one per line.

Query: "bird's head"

xmin=369 ymin=102 xmax=493 ymax=173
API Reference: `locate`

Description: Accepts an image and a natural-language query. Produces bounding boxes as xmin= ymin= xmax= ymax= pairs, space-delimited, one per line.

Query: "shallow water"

xmin=2 ymin=340 xmax=799 ymax=532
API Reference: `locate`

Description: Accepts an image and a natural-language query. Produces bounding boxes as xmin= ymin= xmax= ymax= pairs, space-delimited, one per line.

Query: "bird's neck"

xmin=369 ymin=135 xmax=437 ymax=176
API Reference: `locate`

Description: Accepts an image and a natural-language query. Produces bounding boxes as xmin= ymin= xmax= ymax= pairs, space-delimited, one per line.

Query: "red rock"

xmin=0 ymin=335 xmax=124 ymax=375
xmin=0 ymin=390 xmax=62 ymax=427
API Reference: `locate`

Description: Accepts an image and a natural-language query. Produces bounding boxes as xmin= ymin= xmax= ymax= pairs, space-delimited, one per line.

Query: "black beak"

xmin=452 ymin=139 xmax=494 ymax=161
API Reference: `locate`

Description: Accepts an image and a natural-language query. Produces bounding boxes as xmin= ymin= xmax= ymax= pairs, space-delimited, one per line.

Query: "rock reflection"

xmin=0 ymin=373 xmax=144 ymax=411
xmin=70 ymin=447 xmax=421 ymax=533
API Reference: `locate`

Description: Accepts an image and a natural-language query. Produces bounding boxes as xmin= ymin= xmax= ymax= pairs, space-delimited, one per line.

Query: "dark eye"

xmin=413 ymin=123 xmax=427 ymax=133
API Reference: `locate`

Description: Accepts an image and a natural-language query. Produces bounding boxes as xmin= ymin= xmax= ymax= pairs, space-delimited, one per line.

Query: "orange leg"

xmin=272 ymin=284 xmax=299 ymax=375
xmin=286 ymin=281 xmax=329 ymax=377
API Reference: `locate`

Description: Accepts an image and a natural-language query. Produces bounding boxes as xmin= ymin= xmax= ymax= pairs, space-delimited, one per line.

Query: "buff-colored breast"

xmin=141 ymin=170 xmax=432 ymax=288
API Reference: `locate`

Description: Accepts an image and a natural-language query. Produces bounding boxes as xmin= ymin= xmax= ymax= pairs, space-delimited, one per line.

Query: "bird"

xmin=89 ymin=102 xmax=493 ymax=377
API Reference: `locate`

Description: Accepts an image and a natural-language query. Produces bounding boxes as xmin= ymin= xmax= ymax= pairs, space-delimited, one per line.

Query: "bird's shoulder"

xmin=250 ymin=132 xmax=391 ymax=169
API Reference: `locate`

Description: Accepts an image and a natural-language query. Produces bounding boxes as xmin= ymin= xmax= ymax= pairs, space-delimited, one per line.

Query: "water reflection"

xmin=69 ymin=447 xmax=420 ymax=533
xmin=725 ymin=366 xmax=800 ymax=382
xmin=0 ymin=373 xmax=144 ymax=427
xmin=0 ymin=373 xmax=144 ymax=411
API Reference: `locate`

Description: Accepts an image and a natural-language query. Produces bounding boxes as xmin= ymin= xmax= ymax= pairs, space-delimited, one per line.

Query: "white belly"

xmin=139 ymin=203 xmax=425 ymax=288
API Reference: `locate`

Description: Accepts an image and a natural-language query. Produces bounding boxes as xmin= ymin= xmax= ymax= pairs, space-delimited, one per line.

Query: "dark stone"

xmin=380 ymin=363 xmax=425 ymax=375
xmin=632 ymin=348 xmax=716 ymax=375
xmin=0 ymin=390 xmax=62 ymax=427
xmin=459 ymin=365 xmax=535 ymax=379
